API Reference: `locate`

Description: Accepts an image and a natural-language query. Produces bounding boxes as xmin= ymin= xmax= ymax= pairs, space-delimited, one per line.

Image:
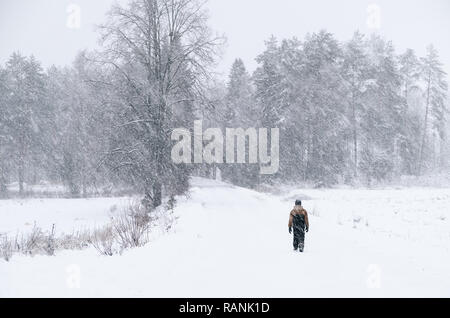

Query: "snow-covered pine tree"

xmin=299 ymin=31 xmax=349 ymax=185
xmin=222 ymin=58 xmax=259 ymax=187
xmin=254 ymin=36 xmax=284 ymax=129
xmin=342 ymin=31 xmax=373 ymax=180
xmin=359 ymin=36 xmax=404 ymax=184
xmin=253 ymin=36 xmax=285 ymax=184
xmin=276 ymin=38 xmax=307 ymax=182
xmin=399 ymin=49 xmax=421 ymax=103
xmin=418 ymin=45 xmax=448 ymax=174
xmin=0 ymin=66 xmax=10 ymax=197
xmin=43 ymin=53 xmax=110 ymax=197
xmin=397 ymin=49 xmax=422 ymax=175
xmin=4 ymin=53 xmax=48 ymax=195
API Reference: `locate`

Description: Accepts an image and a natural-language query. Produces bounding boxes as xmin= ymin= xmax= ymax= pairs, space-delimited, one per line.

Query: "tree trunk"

xmin=351 ymin=93 xmax=358 ymax=178
xmin=0 ymin=168 xmax=7 ymax=198
xmin=81 ymin=170 xmax=87 ymax=198
xmin=0 ymin=139 xmax=7 ymax=198
xmin=141 ymin=179 xmax=153 ymax=212
xmin=82 ymin=180 xmax=87 ymax=198
xmin=305 ymin=115 xmax=313 ymax=180
xmin=18 ymin=164 xmax=24 ymax=195
xmin=152 ymin=181 xmax=162 ymax=208
xmin=418 ymin=74 xmax=432 ymax=175
xmin=68 ymin=178 xmax=80 ymax=198
xmin=18 ymin=151 xmax=25 ymax=196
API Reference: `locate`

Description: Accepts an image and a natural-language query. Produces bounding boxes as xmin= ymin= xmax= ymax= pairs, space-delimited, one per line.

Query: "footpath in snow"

xmin=1 ymin=178 xmax=450 ymax=297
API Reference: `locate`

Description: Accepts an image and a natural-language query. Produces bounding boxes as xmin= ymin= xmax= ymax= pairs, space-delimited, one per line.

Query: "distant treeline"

xmin=0 ymin=0 xmax=448 ymax=206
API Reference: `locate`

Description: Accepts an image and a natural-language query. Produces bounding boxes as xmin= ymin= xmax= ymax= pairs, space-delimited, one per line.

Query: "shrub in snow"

xmin=113 ymin=204 xmax=151 ymax=250
xmin=58 ymin=230 xmax=91 ymax=250
xmin=20 ymin=225 xmax=46 ymax=256
xmin=44 ymin=224 xmax=56 ymax=256
xmin=15 ymin=225 xmax=56 ymax=257
xmin=1 ymin=200 xmax=172 ymax=260
xmin=91 ymin=226 xmax=116 ymax=256
xmin=0 ymin=235 xmax=13 ymax=262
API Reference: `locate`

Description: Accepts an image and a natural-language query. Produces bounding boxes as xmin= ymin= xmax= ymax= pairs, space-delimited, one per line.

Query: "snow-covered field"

xmin=0 ymin=197 xmax=131 ymax=236
xmin=1 ymin=178 xmax=450 ymax=297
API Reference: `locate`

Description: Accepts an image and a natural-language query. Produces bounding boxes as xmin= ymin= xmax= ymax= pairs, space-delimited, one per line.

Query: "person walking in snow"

xmin=288 ymin=200 xmax=309 ymax=252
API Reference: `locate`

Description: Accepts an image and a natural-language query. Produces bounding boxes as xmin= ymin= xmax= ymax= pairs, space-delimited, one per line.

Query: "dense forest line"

xmin=0 ymin=0 xmax=448 ymax=209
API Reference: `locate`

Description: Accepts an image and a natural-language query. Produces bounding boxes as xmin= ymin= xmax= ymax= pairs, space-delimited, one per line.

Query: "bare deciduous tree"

xmin=94 ymin=0 xmax=223 ymax=209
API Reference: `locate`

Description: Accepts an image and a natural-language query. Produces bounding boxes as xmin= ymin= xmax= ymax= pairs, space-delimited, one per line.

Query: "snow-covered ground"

xmin=1 ymin=178 xmax=450 ymax=297
xmin=0 ymin=197 xmax=131 ymax=236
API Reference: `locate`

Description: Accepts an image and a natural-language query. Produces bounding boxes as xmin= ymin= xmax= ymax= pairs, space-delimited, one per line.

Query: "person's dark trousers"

xmin=293 ymin=228 xmax=305 ymax=252
xmin=291 ymin=214 xmax=306 ymax=252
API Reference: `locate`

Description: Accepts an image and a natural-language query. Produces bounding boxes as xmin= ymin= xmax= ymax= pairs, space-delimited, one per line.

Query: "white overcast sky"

xmin=1 ymin=0 xmax=449 ymax=78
